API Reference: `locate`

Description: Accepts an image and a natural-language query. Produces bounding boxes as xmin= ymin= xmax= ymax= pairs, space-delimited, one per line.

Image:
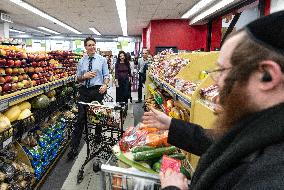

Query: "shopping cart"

xmin=76 ymin=100 xmax=127 ymax=184
xmin=100 ymin=154 xmax=161 ymax=190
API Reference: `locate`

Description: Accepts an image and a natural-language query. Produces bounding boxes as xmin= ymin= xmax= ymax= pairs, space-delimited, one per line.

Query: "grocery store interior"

xmin=0 ymin=0 xmax=283 ymax=189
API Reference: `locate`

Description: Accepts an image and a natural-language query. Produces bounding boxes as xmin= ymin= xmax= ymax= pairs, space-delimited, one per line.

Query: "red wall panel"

xmin=211 ymin=17 xmax=222 ymax=51
xmin=147 ymin=19 xmax=208 ymax=55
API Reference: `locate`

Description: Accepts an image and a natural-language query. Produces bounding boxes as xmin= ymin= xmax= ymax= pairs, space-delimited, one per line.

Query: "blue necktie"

xmin=86 ymin=57 xmax=93 ymax=88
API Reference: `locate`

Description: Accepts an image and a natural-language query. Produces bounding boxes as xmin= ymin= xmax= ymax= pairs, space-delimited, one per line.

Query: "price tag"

xmin=0 ymin=100 xmax=9 ymax=112
xmin=44 ymin=85 xmax=50 ymax=92
xmin=3 ymin=136 xmax=13 ymax=148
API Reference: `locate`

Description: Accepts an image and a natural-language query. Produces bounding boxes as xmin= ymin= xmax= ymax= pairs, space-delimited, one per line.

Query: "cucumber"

xmin=168 ymin=153 xmax=186 ymax=160
xmin=131 ymin=146 xmax=156 ymax=153
xmin=152 ymin=160 xmax=162 ymax=172
xmin=180 ymin=166 xmax=191 ymax=179
xmin=133 ymin=146 xmax=177 ymax=162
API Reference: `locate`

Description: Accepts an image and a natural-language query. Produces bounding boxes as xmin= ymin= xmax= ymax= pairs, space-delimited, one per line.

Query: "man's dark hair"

xmin=84 ymin=37 xmax=96 ymax=46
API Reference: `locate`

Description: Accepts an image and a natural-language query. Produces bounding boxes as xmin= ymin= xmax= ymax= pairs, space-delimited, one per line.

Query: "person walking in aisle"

xmin=136 ymin=49 xmax=149 ymax=103
xmin=143 ymin=11 xmax=284 ymax=190
xmin=115 ymin=51 xmax=132 ymax=104
xmin=68 ymin=37 xmax=109 ymax=160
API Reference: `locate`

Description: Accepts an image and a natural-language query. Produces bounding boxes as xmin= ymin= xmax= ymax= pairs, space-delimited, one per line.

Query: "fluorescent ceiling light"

xmin=38 ymin=27 xmax=60 ymax=34
xmin=190 ymin=0 xmax=238 ymax=24
xmin=182 ymin=0 xmax=217 ymax=18
xmin=9 ymin=29 xmax=25 ymax=33
xmin=115 ymin=0 xmax=128 ymax=36
xmin=9 ymin=0 xmax=81 ymax=34
xmin=89 ymin=27 xmax=101 ymax=35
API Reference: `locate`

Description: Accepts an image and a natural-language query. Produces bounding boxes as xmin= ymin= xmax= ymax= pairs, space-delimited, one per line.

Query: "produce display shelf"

xmin=33 ymin=140 xmax=70 ymax=190
xmin=196 ymin=99 xmax=215 ymax=112
xmin=150 ymin=75 xmax=191 ymax=108
xmin=0 ymin=75 xmax=76 ymax=112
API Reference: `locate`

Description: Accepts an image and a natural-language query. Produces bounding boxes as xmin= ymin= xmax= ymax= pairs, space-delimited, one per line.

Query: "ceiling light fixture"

xmin=182 ymin=0 xmax=217 ymax=18
xmin=190 ymin=0 xmax=238 ymax=24
xmin=9 ymin=0 xmax=82 ymax=34
xmin=89 ymin=27 xmax=101 ymax=35
xmin=115 ymin=0 xmax=128 ymax=36
xmin=38 ymin=27 xmax=60 ymax=34
xmin=9 ymin=28 xmax=25 ymax=33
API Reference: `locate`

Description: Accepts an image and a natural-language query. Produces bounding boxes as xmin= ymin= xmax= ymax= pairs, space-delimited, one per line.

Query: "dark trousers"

xmin=138 ymin=73 xmax=144 ymax=101
xmin=71 ymin=86 xmax=105 ymax=150
xmin=116 ymin=78 xmax=130 ymax=103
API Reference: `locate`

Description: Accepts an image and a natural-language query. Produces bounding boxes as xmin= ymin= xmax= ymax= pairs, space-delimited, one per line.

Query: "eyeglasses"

xmin=207 ymin=67 xmax=232 ymax=81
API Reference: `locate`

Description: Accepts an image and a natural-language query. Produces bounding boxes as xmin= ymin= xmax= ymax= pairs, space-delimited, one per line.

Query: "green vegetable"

xmin=152 ymin=160 xmax=162 ymax=172
xmin=180 ymin=166 xmax=191 ymax=179
xmin=168 ymin=153 xmax=186 ymax=160
xmin=133 ymin=146 xmax=177 ymax=162
xmin=131 ymin=146 xmax=156 ymax=153
xmin=31 ymin=95 xmax=50 ymax=109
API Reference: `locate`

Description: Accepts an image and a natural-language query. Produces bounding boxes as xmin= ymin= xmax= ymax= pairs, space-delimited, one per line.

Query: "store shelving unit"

xmin=146 ymin=52 xmax=219 ymax=169
xmin=0 ymin=75 xmax=76 ymax=112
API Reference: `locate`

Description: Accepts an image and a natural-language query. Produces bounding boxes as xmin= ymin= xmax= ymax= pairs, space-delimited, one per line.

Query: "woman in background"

xmin=115 ymin=51 xmax=131 ymax=104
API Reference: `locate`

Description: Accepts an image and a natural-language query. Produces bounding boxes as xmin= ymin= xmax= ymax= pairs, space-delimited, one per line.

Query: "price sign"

xmin=3 ymin=136 xmax=13 ymax=148
xmin=44 ymin=85 xmax=50 ymax=92
xmin=0 ymin=100 xmax=9 ymax=112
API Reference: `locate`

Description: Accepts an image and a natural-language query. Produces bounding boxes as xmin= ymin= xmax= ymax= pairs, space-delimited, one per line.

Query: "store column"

xmin=0 ymin=22 xmax=9 ymax=38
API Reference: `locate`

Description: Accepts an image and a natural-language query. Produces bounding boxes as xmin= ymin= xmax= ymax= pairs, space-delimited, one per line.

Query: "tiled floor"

xmin=61 ymin=87 xmax=143 ymax=190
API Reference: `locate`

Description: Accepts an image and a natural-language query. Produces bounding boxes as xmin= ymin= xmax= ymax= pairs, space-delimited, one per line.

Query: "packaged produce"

xmin=145 ymin=130 xmax=169 ymax=147
xmin=160 ymin=155 xmax=181 ymax=174
xmin=17 ymin=101 xmax=31 ymax=111
xmin=30 ymin=94 xmax=50 ymax=109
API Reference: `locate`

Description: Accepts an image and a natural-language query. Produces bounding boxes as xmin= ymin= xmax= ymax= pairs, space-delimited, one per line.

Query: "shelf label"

xmin=0 ymin=100 xmax=9 ymax=112
xmin=44 ymin=85 xmax=50 ymax=92
xmin=3 ymin=136 xmax=13 ymax=148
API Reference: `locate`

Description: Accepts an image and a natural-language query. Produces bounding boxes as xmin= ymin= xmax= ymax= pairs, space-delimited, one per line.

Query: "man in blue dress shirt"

xmin=68 ymin=37 xmax=109 ymax=160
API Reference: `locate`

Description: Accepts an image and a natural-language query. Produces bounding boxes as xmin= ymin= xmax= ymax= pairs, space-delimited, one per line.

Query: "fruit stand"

xmin=0 ymin=44 xmax=81 ymax=189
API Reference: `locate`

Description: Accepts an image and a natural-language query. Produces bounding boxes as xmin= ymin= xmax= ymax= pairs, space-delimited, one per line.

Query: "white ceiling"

xmin=0 ymin=0 xmax=200 ymax=37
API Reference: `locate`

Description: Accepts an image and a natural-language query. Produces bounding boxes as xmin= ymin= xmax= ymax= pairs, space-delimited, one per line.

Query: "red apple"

xmin=24 ymin=67 xmax=29 ymax=73
xmin=5 ymin=68 xmax=12 ymax=75
xmin=0 ymin=86 xmax=2 ymax=94
xmin=17 ymin=81 xmax=24 ymax=89
xmin=43 ymin=78 xmax=48 ymax=83
xmin=12 ymin=76 xmax=18 ymax=82
xmin=0 ymin=68 xmax=5 ymax=75
xmin=32 ymin=74 xmax=38 ymax=79
xmin=18 ymin=68 xmax=25 ymax=74
xmin=39 ymin=67 xmax=43 ymax=73
xmin=31 ymin=80 xmax=36 ymax=87
xmin=22 ymin=80 xmax=29 ymax=88
xmin=16 ymin=52 xmax=23 ymax=58
xmin=38 ymin=73 xmax=42 ymax=78
xmin=22 ymin=53 xmax=27 ymax=59
xmin=28 ymin=67 xmax=35 ymax=73
xmin=40 ymin=78 xmax=45 ymax=84
xmin=0 ymin=77 xmax=5 ymax=84
xmin=36 ymin=80 xmax=41 ymax=85
xmin=22 ymin=74 xmax=29 ymax=80
xmin=0 ymin=58 xmax=6 ymax=66
xmin=4 ymin=76 xmax=12 ymax=83
xmin=2 ymin=83 xmax=12 ymax=92
xmin=12 ymin=68 xmax=19 ymax=75
xmin=34 ymin=67 xmax=40 ymax=73
xmin=11 ymin=83 xmax=18 ymax=91
xmin=31 ymin=62 xmax=38 ymax=67
xmin=21 ymin=59 xmax=27 ymax=65
xmin=14 ymin=60 xmax=22 ymax=67
xmin=6 ymin=60 xmax=14 ymax=67
xmin=18 ymin=75 xmax=24 ymax=81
